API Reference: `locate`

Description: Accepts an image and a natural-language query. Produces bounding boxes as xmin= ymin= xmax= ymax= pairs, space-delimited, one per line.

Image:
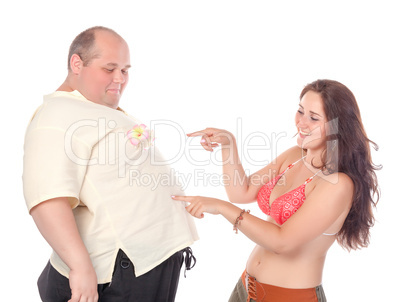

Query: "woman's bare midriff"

xmin=245 ymin=219 xmax=335 ymax=289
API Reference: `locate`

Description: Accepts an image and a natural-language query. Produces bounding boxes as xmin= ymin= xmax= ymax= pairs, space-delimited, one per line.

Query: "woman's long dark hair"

xmin=300 ymin=79 xmax=381 ymax=250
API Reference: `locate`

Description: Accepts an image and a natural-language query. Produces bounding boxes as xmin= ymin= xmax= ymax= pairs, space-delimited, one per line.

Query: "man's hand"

xmin=68 ymin=265 xmax=99 ymax=302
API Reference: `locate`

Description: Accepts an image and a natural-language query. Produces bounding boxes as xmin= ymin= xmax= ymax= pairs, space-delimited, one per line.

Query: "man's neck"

xmin=57 ymin=77 xmax=75 ymax=92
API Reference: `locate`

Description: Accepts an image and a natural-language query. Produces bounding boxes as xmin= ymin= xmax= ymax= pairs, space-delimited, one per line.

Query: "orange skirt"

xmin=240 ymin=270 xmax=326 ymax=302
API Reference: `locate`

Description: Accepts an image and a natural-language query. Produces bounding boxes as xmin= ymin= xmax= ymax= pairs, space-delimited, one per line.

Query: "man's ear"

xmin=70 ymin=54 xmax=83 ymax=74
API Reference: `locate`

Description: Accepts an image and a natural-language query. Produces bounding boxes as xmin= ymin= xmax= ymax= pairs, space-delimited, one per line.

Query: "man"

xmin=23 ymin=26 xmax=198 ymax=302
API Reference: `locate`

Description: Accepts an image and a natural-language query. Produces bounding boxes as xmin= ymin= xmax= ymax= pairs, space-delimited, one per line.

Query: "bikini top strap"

xmin=282 ymin=156 xmax=322 ymax=184
xmin=305 ymin=169 xmax=322 ymax=184
xmin=282 ymin=156 xmax=306 ymax=174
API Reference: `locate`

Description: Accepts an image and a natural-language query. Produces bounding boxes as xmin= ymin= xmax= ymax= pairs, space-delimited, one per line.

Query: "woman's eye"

xmin=310 ymin=116 xmax=319 ymax=121
xmin=297 ymin=110 xmax=304 ymax=115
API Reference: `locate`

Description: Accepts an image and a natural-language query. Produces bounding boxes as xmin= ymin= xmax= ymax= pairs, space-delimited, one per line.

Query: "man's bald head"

xmin=67 ymin=26 xmax=125 ymax=71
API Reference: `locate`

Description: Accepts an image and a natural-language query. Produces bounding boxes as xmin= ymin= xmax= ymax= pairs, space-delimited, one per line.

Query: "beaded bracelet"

xmin=233 ymin=209 xmax=250 ymax=234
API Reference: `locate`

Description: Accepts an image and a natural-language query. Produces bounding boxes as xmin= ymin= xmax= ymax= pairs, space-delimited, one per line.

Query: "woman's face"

xmin=295 ymin=90 xmax=328 ymax=152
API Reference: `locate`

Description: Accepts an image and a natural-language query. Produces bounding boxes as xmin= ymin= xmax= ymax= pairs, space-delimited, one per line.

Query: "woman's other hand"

xmin=172 ymin=195 xmax=226 ymax=218
xmin=187 ymin=128 xmax=235 ymax=152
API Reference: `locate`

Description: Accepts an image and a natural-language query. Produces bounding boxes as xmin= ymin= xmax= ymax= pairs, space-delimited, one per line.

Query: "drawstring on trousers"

xmin=182 ymin=247 xmax=196 ymax=278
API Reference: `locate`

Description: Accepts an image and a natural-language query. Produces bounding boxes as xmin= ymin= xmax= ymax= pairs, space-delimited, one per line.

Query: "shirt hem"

xmin=131 ymin=240 xmax=196 ymax=278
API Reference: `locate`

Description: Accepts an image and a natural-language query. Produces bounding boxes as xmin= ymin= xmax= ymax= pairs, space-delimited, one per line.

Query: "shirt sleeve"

xmin=23 ymin=126 xmax=91 ymax=213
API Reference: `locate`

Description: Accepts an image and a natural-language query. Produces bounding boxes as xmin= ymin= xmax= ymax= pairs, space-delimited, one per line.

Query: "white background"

xmin=1 ymin=0 xmax=400 ymax=301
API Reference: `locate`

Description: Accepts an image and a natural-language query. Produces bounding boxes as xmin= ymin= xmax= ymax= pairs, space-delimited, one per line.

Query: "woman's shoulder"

xmin=321 ymin=171 xmax=353 ymax=188
xmin=276 ymin=146 xmax=304 ymax=166
xmin=316 ymin=171 xmax=354 ymax=202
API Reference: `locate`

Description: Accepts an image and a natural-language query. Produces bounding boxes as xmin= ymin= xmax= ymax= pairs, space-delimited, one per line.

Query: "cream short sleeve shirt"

xmin=23 ymin=91 xmax=198 ymax=283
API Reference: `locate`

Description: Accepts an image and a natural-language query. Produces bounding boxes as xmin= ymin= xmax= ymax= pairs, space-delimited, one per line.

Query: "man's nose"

xmin=113 ymin=70 xmax=126 ymax=83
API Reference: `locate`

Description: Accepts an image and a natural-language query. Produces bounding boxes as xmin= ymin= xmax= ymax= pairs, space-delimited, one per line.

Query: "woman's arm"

xmin=30 ymin=197 xmax=98 ymax=302
xmin=187 ymin=128 xmax=296 ymax=204
xmin=172 ymin=172 xmax=353 ymax=254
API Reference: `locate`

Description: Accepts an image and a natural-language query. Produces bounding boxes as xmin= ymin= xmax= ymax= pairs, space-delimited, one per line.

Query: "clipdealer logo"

xmin=63 ymin=117 xmax=339 ymax=185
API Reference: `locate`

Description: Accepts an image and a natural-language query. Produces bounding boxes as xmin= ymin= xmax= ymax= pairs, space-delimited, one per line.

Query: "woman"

xmin=172 ymin=79 xmax=380 ymax=301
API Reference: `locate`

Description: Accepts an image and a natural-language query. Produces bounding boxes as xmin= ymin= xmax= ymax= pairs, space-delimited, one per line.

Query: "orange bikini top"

xmin=257 ymin=157 xmax=321 ymax=225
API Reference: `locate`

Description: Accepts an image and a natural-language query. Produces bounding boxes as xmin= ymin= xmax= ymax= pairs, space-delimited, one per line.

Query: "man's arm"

xmin=31 ymin=197 xmax=98 ymax=302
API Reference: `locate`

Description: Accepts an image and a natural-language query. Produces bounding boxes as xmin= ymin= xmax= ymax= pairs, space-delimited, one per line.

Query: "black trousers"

xmin=38 ymin=248 xmax=195 ymax=302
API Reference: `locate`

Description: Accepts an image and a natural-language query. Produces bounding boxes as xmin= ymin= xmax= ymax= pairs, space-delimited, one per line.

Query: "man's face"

xmin=76 ymin=31 xmax=131 ymax=109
